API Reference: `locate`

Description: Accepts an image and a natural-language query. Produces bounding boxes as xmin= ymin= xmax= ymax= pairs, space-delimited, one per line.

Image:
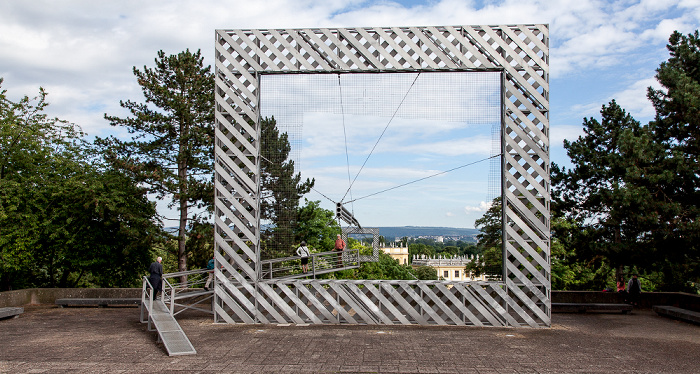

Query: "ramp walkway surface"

xmin=141 ymin=276 xmax=197 ymax=356
xmin=140 ymin=296 xmax=196 ymax=356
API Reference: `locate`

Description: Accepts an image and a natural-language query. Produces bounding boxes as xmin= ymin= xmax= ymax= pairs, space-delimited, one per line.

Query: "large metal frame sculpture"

xmin=213 ymin=25 xmax=550 ymax=327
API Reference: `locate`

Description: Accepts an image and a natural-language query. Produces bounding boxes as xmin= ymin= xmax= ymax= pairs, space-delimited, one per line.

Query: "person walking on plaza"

xmin=204 ymin=256 xmax=215 ymax=291
xmin=627 ymin=274 xmax=642 ymax=306
xmin=334 ymin=234 xmax=346 ymax=267
xmin=148 ymin=256 xmax=163 ymax=300
xmin=296 ymin=241 xmax=310 ymax=273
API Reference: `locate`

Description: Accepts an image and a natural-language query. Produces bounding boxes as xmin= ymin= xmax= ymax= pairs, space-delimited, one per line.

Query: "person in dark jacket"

xmin=627 ymin=274 xmax=642 ymax=306
xmin=148 ymin=257 xmax=163 ymax=299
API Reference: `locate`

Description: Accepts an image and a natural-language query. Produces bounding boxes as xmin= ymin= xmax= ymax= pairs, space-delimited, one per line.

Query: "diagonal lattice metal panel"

xmin=214 ymin=25 xmax=550 ymax=327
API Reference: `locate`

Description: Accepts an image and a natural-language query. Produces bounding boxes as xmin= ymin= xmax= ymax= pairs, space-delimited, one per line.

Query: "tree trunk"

xmin=178 ymin=151 xmax=188 ymax=284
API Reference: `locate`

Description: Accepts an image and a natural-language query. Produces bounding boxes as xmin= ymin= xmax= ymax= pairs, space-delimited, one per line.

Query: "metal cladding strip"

xmin=286 ymin=30 xmax=334 ymax=70
xmin=215 ymin=280 xmax=256 ymax=324
xmin=309 ymin=282 xmax=357 ymax=323
xmin=214 ymin=215 xmax=257 ymax=262
xmin=415 ymin=283 xmax=465 ymax=326
xmin=503 ymin=153 xmax=549 ymax=204
xmin=336 ymin=29 xmax=385 ymax=70
xmin=215 ymin=235 xmax=256 ymax=279
xmin=214 ymin=149 xmax=257 ymax=202
xmin=505 ymin=114 xmax=549 ymax=158
xmin=318 ymin=29 xmax=373 ymax=71
xmin=214 ymin=181 xmax=256 ymax=226
xmin=425 ymin=27 xmax=478 ymax=68
xmin=450 ymin=283 xmax=502 ymax=326
xmin=505 ymin=224 xmax=550 ymax=279
xmin=506 ymin=178 xmax=549 ymax=234
xmin=216 ymin=129 xmax=257 ymax=176
xmin=328 ymin=283 xmax=377 ymax=324
xmin=410 ymin=26 xmax=456 ymax=68
xmin=300 ymin=29 xmax=351 ymax=71
xmin=504 ymin=103 xmax=548 ymax=147
xmin=444 ymin=26 xmax=497 ymax=68
xmin=505 ymin=277 xmax=550 ymax=327
xmin=344 ymin=283 xmax=393 ymax=324
xmin=217 ymin=31 xmax=264 ymax=72
xmin=371 ymin=27 xmax=423 ymax=69
xmin=433 ymin=284 xmax=484 ymax=326
xmin=379 ymin=283 xmax=429 ymax=324
xmin=354 ymin=28 xmax=404 ymax=69
xmin=504 ymin=80 xmax=549 ymax=125
xmin=463 ymin=26 xmax=548 ymax=108
xmin=257 ymin=283 xmax=306 ymax=324
xmin=435 ymin=283 xmax=490 ymax=326
xmin=488 ymin=283 xmax=536 ymax=327
xmin=249 ymin=30 xmax=298 ymax=71
xmin=504 ymin=199 xmax=549 ymax=252
xmin=213 ymin=303 xmax=237 ymax=324
xmin=506 ymin=261 xmax=550 ymax=304
xmin=214 ymin=117 xmax=257 ymax=164
xmin=401 ymin=27 xmax=443 ymax=69
xmin=214 ymin=163 xmax=256 ymax=211
xmin=363 ymin=283 xmax=412 ymax=325
xmin=231 ymin=30 xmax=280 ymax=71
xmin=293 ymin=281 xmax=338 ymax=322
xmin=276 ymin=283 xmax=323 ymax=324
xmin=468 ymin=284 xmax=519 ymax=327
xmin=214 ymin=52 xmax=257 ymax=98
xmin=267 ymin=30 xmax=316 ymax=71
xmin=503 ymin=150 xmax=548 ymax=198
xmin=398 ymin=283 xmax=447 ymax=325
xmin=499 ymin=26 xmax=548 ymax=72
xmin=222 ymin=279 xmax=285 ymax=324
xmin=214 ymin=98 xmax=258 ymax=144
xmin=215 ymin=200 xmax=257 ymax=250
xmin=216 ymin=86 xmax=258 ymax=126
xmin=481 ymin=25 xmax=547 ymax=90
xmin=504 ymin=173 xmax=548 ymax=219
xmin=516 ymin=25 xmax=549 ymax=59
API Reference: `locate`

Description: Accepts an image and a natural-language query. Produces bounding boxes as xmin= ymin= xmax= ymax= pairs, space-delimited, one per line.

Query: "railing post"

xmin=312 ymin=254 xmax=316 ymax=279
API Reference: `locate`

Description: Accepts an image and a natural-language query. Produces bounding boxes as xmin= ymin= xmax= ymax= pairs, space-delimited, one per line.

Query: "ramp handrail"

xmin=259 ymin=248 xmax=361 ymax=280
xmin=162 ymin=268 xmax=213 ymax=315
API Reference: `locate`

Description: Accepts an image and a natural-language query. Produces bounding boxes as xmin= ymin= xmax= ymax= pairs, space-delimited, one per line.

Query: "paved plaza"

xmin=1 ymin=305 xmax=699 ymax=373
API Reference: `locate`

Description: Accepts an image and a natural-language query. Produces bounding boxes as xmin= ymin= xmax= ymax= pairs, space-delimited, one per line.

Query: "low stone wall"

xmin=552 ymin=291 xmax=700 ymax=311
xmin=0 ymin=288 xmax=141 ymax=308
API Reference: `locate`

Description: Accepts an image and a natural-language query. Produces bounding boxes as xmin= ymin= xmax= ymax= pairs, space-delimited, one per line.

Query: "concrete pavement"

xmin=1 ymin=305 xmax=699 ymax=373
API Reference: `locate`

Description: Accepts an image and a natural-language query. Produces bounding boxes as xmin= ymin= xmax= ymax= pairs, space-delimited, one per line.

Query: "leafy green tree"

xmin=99 ymin=49 xmax=214 ymax=276
xmin=645 ymin=30 xmax=700 ymax=290
xmin=0 ymin=80 xmax=159 ymax=290
xmin=466 ymin=197 xmax=503 ymax=279
xmin=294 ymin=199 xmax=339 ymax=252
xmin=551 ymin=101 xmax=655 ymax=283
xmin=260 ymin=117 xmax=314 ymax=259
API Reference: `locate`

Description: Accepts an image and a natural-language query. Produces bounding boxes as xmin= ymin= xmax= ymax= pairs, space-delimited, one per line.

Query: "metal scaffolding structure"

xmin=213 ymin=25 xmax=550 ymax=327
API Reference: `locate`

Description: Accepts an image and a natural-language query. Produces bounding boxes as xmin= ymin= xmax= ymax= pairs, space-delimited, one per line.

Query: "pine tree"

xmin=259 ymin=117 xmax=314 ymax=259
xmin=646 ymin=30 xmax=700 ymax=289
xmin=99 ymin=49 xmax=214 ymax=277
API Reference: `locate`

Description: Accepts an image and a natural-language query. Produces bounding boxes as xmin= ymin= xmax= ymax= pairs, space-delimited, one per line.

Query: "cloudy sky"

xmin=1 ymin=0 xmax=698 ymax=228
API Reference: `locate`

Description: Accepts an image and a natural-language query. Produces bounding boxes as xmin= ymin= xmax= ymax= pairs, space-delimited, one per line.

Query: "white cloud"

xmin=464 ymin=201 xmax=492 ymax=213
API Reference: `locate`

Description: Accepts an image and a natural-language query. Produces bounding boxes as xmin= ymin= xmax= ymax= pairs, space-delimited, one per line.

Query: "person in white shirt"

xmin=296 ymin=241 xmax=310 ymax=273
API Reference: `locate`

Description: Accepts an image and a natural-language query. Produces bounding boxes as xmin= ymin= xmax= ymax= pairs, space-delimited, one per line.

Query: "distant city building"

xmin=411 ymin=254 xmax=486 ymax=281
xmin=381 ymin=244 xmax=409 ymax=265
xmin=435 ymin=236 xmax=444 ymax=243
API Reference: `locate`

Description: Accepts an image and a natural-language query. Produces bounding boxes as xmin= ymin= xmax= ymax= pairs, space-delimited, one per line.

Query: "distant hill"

xmin=372 ymin=226 xmax=479 ymax=238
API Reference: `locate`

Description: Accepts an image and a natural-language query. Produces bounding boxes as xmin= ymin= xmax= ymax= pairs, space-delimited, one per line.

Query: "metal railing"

xmin=161 ymin=268 xmax=215 ymax=316
xmin=259 ymin=249 xmax=361 ymax=280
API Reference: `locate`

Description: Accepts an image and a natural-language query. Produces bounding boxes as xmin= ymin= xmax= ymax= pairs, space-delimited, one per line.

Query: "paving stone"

xmin=1 ymin=306 xmax=700 ymax=373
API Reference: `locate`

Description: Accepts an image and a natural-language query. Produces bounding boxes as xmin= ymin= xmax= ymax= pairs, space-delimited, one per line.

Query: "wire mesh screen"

xmin=259 ymin=71 xmax=501 ymax=256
